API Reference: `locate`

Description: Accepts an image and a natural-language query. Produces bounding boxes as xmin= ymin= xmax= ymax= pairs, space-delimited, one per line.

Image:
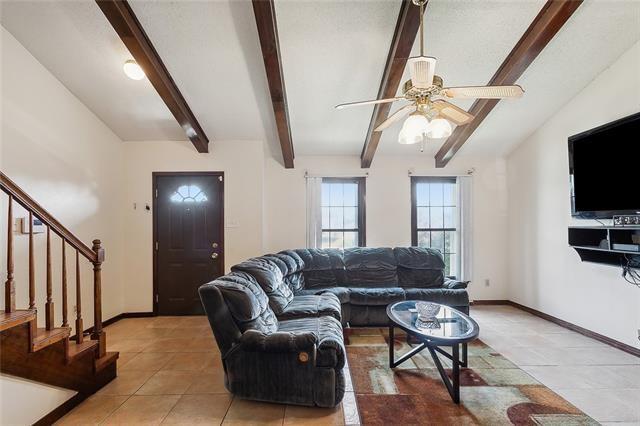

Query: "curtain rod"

xmin=408 ymin=167 xmax=475 ymax=177
xmin=304 ymin=171 xmax=369 ymax=178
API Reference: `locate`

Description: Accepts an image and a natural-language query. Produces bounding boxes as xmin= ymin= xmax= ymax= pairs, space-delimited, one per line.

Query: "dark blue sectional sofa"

xmin=198 ymin=247 xmax=469 ymax=407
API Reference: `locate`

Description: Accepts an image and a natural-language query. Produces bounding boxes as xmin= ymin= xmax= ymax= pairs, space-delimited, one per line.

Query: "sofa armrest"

xmin=239 ymin=329 xmax=318 ymax=354
xmin=443 ymin=279 xmax=469 ymax=289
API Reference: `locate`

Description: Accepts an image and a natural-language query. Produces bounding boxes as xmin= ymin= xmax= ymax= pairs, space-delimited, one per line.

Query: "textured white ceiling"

xmin=275 ymin=0 xmax=401 ymax=155
xmin=460 ymin=0 xmax=640 ymax=156
xmin=0 ymin=1 xmax=185 ymax=141
xmin=127 ymin=0 xmax=279 ymax=157
xmin=2 ymin=0 xmax=639 ymax=161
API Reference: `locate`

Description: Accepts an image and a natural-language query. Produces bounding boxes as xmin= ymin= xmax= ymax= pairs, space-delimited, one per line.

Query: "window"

xmin=321 ymin=178 xmax=366 ymax=249
xmin=411 ymin=177 xmax=459 ymax=278
xmin=170 ymin=185 xmax=208 ymax=203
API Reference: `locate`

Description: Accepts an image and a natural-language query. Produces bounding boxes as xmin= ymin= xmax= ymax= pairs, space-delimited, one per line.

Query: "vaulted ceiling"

xmin=1 ymin=0 xmax=639 ymax=167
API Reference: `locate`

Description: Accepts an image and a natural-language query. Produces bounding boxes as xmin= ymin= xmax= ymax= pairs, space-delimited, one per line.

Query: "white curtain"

xmin=305 ymin=177 xmax=323 ymax=248
xmin=457 ymin=176 xmax=473 ymax=282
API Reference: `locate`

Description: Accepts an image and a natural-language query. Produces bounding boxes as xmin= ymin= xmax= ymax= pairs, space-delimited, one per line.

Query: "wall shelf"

xmin=569 ymin=226 xmax=640 ymax=268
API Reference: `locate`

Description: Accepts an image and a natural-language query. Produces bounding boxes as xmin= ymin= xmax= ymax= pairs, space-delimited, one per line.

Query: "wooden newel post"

xmin=91 ymin=239 xmax=106 ymax=357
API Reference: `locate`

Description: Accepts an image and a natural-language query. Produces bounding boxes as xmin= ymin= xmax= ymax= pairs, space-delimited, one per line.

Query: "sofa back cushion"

xmin=344 ymin=247 xmax=398 ymax=287
xmin=231 ymin=257 xmax=293 ymax=314
xmin=270 ymin=250 xmax=306 ymax=293
xmin=295 ymin=248 xmax=345 ymax=288
xmin=394 ymin=247 xmax=445 ymax=288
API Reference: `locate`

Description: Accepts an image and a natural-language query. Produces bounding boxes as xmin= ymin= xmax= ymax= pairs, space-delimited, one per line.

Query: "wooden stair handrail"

xmin=0 ymin=172 xmax=97 ymax=263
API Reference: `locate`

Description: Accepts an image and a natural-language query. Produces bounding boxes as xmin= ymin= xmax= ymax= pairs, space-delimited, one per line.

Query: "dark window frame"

xmin=410 ymin=176 xmax=458 ymax=277
xmin=321 ymin=177 xmax=366 ymax=247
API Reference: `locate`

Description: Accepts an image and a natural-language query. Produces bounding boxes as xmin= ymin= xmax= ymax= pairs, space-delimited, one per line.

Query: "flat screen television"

xmin=568 ymin=112 xmax=640 ymax=219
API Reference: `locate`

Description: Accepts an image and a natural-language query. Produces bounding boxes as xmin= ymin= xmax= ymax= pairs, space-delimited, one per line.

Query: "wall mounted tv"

xmin=568 ymin=112 xmax=640 ymax=219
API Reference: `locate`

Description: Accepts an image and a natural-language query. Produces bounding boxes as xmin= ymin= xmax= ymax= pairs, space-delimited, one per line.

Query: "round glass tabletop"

xmin=386 ymin=300 xmax=479 ymax=344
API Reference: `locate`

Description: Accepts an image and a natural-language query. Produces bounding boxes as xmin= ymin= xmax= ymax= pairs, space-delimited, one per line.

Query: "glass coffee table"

xmin=386 ymin=301 xmax=479 ymax=403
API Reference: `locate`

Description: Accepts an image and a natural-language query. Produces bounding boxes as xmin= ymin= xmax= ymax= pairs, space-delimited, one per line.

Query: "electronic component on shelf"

xmin=613 ymin=215 xmax=640 ymax=226
xmin=611 ymin=243 xmax=640 ymax=252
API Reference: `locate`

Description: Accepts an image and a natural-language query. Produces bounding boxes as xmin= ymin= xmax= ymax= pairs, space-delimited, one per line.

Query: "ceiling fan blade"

xmin=335 ymin=97 xmax=404 ymax=110
xmin=374 ymin=104 xmax=414 ymax=132
xmin=431 ymin=100 xmax=474 ymax=126
xmin=408 ymin=56 xmax=437 ymax=89
xmin=443 ymin=85 xmax=524 ymax=99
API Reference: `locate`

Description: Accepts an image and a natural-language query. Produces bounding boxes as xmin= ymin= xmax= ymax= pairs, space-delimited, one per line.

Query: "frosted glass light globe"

xmin=398 ymin=114 xmax=430 ymax=145
xmin=123 ymin=60 xmax=146 ymax=80
xmin=425 ymin=118 xmax=452 ymax=139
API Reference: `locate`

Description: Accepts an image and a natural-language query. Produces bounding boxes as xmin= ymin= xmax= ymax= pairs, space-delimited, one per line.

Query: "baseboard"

xmin=71 ymin=311 xmax=154 ymax=340
xmin=33 ymin=392 xmax=87 ymax=426
xmin=470 ymin=300 xmax=510 ymax=305
xmin=471 ymin=300 xmax=640 ymax=358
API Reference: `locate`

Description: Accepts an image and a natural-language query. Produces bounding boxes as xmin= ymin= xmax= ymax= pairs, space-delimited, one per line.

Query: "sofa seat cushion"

xmin=348 ymin=287 xmax=406 ymax=306
xmin=403 ymin=288 xmax=469 ymax=307
xmin=278 ymin=294 xmax=341 ymax=322
xmin=278 ymin=316 xmax=345 ymax=369
xmin=296 ymin=287 xmax=351 ymax=304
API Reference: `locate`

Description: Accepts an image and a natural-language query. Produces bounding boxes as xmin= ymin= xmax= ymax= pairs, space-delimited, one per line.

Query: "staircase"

xmin=1 ymin=172 xmax=118 ymax=397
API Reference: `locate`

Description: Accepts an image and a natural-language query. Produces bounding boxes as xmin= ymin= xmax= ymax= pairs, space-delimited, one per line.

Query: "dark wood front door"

xmin=153 ymin=172 xmax=224 ymax=315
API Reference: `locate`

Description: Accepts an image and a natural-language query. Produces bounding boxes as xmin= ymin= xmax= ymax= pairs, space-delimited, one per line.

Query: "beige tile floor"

xmin=57 ymin=306 xmax=640 ymax=425
xmin=57 ymin=315 xmax=356 ymax=425
xmin=472 ymin=305 xmax=640 ymax=425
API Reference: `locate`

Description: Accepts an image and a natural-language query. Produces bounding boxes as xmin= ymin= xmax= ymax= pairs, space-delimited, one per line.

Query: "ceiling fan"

xmin=335 ymin=0 xmax=524 ymax=146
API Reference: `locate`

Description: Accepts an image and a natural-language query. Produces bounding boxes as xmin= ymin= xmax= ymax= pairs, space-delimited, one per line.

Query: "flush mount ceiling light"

xmin=335 ymin=0 xmax=524 ymax=153
xmin=123 ymin=60 xmax=145 ymax=80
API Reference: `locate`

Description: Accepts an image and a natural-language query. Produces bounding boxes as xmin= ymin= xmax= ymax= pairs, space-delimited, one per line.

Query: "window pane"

xmin=330 ymin=184 xmax=343 ymax=206
xmin=344 ymin=207 xmax=357 ymax=229
xmin=416 ymin=183 xmax=429 ymax=206
xmin=329 ymin=207 xmax=343 ymax=228
xmin=343 ymin=184 xmax=358 ymax=206
xmin=330 ymin=232 xmax=344 ymax=248
xmin=444 ymin=253 xmax=451 ymax=277
xmin=431 ymin=231 xmax=444 ymax=254
xmin=322 ymin=207 xmax=330 ymax=229
xmin=430 ymin=207 xmax=444 ymax=228
xmin=429 ymin=183 xmax=444 ymax=206
xmin=443 ymin=182 xmax=456 ymax=206
xmin=443 ymin=207 xmax=455 ymax=228
xmin=444 ymin=230 xmax=456 ymax=254
xmin=417 ymin=207 xmax=429 ymax=228
xmin=417 ymin=231 xmax=429 ymax=247
xmin=343 ymin=232 xmax=358 ymax=248
xmin=322 ymin=232 xmax=330 ymax=248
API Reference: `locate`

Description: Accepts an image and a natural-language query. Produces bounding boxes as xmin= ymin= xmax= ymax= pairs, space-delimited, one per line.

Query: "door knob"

xmin=212 ymin=242 xmax=218 ymax=248
xmin=211 ymin=252 xmax=219 ymax=259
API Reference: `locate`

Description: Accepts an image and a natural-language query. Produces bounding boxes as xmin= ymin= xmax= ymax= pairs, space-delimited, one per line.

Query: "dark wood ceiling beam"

xmin=434 ymin=0 xmax=583 ymax=168
xmin=96 ymin=0 xmax=209 ymax=153
xmin=360 ymin=0 xmax=426 ymax=169
xmin=252 ymin=0 xmax=294 ymax=169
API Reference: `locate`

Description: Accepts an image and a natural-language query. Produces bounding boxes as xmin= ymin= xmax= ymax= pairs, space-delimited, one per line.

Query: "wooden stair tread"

xmin=0 ymin=310 xmax=36 ymax=332
xmin=67 ymin=339 xmax=98 ymax=362
xmin=95 ymin=351 xmax=119 ymax=373
xmin=32 ymin=327 xmax=71 ymax=351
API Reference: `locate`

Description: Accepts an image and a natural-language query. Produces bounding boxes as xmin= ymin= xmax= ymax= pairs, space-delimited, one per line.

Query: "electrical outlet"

xmin=484 ymin=279 xmax=490 ymax=287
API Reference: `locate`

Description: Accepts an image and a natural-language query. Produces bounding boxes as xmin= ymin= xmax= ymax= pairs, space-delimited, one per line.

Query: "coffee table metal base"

xmin=388 ymin=325 xmax=468 ymax=404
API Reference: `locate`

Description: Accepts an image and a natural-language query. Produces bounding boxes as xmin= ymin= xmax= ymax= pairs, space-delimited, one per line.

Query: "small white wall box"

xmin=20 ymin=217 xmax=45 ymax=234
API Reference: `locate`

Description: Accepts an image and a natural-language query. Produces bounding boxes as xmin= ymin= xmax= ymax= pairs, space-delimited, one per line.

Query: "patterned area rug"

xmin=346 ymin=328 xmax=598 ymax=425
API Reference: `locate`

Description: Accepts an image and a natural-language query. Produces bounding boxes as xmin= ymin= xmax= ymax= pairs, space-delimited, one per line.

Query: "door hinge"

xmin=218 ymin=176 xmax=223 ymax=182
xmin=155 ymin=188 xmax=158 ymax=198
xmin=155 ymin=294 xmax=159 ymax=303
xmin=155 ymin=241 xmax=158 ymax=250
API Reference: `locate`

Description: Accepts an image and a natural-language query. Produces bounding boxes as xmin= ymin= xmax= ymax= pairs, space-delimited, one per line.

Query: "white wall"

xmin=506 ymin=41 xmax=640 ymax=349
xmin=0 ymin=26 xmax=125 ymax=326
xmin=1 ymin=26 xmax=126 ymax=417
xmin=264 ymin=154 xmax=509 ymax=301
xmin=122 ymin=140 xmax=264 ymax=312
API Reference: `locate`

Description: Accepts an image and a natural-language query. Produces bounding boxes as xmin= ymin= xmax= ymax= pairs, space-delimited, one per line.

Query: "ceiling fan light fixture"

xmin=425 ymin=118 xmax=452 ymax=139
xmin=398 ymin=113 xmax=430 ymax=145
